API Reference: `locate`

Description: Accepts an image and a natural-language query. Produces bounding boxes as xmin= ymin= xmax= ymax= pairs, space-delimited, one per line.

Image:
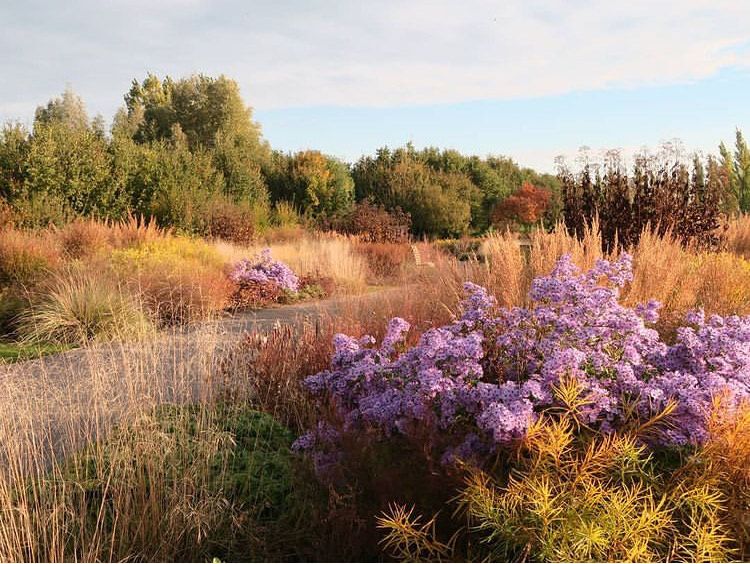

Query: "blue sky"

xmin=2 ymin=0 xmax=749 ymax=171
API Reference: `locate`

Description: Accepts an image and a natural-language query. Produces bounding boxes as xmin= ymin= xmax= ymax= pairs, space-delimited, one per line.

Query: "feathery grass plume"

xmin=108 ymin=214 xmax=170 ymax=249
xmin=18 ymin=265 xmax=152 ymax=345
xmin=725 ymin=214 xmax=750 ymax=258
xmin=478 ymin=230 xmax=527 ymax=307
xmin=0 ymin=227 xmax=61 ymax=287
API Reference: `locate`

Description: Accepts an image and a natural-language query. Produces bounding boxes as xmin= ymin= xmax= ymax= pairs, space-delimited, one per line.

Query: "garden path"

xmin=0 ymin=289 xmax=394 ymax=469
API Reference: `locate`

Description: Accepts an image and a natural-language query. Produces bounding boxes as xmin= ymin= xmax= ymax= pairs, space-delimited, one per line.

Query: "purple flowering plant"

xmin=296 ymin=253 xmax=750 ymax=469
xmin=230 ymin=248 xmax=299 ymax=293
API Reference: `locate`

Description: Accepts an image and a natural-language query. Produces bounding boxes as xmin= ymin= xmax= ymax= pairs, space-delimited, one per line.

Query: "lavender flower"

xmin=297 ymin=253 xmax=750 ymax=470
xmin=230 ymin=248 xmax=299 ymax=292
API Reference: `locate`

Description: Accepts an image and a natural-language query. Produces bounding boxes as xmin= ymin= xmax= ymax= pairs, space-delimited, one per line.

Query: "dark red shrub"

xmin=559 ymin=150 xmax=726 ymax=250
xmin=329 ymin=200 xmax=411 ymax=243
xmin=204 ymin=200 xmax=257 ymax=244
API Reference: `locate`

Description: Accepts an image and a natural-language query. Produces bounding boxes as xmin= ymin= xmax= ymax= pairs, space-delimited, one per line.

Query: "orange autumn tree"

xmin=490 ymin=181 xmax=551 ymax=231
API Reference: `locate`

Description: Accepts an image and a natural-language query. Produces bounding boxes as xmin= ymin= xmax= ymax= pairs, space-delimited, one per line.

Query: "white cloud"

xmin=1 ymin=0 xmax=749 ymax=119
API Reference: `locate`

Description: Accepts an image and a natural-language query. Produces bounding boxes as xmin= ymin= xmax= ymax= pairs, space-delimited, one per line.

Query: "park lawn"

xmin=0 ymin=341 xmax=71 ymax=363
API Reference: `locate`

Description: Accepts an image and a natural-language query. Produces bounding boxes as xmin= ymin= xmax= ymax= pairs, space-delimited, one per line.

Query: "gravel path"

xmin=0 ymin=290 xmax=393 ymax=469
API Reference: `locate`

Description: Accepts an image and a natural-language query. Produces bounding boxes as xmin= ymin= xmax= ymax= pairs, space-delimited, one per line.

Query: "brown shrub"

xmin=55 ymin=219 xmax=112 ymax=259
xmin=0 ymin=228 xmax=60 ymax=288
xmin=331 ymin=200 xmax=411 ymax=243
xmin=354 ymin=242 xmax=412 ymax=281
xmin=205 ymin=201 xmax=257 ymax=245
xmin=135 ymin=261 xmax=233 ymax=326
xmin=298 ymin=274 xmax=336 ymax=297
xmin=228 ymin=281 xmax=283 ymax=310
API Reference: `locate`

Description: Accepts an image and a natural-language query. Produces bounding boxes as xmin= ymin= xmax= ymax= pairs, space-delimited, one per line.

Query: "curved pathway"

xmin=0 ymin=290 xmax=395 ymax=470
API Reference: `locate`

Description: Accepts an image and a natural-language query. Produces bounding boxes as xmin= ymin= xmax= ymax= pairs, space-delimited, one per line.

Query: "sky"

xmin=2 ymin=0 xmax=750 ymax=172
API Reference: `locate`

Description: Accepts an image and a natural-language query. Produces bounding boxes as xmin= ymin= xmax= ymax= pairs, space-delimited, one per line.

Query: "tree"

xmin=735 ymin=130 xmax=750 ymax=213
xmin=123 ymin=74 xmax=271 ymax=205
xmin=267 ymin=150 xmax=354 ymax=218
xmin=18 ymin=90 xmax=117 ymax=221
xmin=34 ymin=87 xmax=91 ymax=131
xmin=490 ymin=181 xmax=552 ymax=231
xmin=353 ymin=149 xmax=476 ymax=237
xmin=0 ymin=123 xmax=29 ymax=201
xmin=111 ymin=132 xmax=224 ymax=232
xmin=559 ymin=150 xmax=724 ymax=250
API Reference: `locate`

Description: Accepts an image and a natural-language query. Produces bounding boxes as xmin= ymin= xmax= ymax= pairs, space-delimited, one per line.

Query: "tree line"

xmin=1 ymin=73 xmax=747 ymax=243
xmin=0 ymin=74 xmax=559 ymax=238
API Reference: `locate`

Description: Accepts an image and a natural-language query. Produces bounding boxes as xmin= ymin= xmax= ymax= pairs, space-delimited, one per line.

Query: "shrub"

xmin=55 ymin=218 xmax=112 ymax=259
xmin=0 ymin=228 xmax=60 ymax=287
xmin=203 ymin=198 xmax=258 ymax=244
xmin=354 ymin=242 xmax=412 ymax=281
xmin=434 ymin=237 xmax=483 ymax=261
xmin=457 ymin=413 xmax=734 ymax=562
xmin=229 ymin=248 xmax=299 ymax=292
xmin=296 ymin=254 xmax=750 ymax=472
xmin=18 ymin=266 xmax=152 ymax=345
xmin=218 ymin=236 xmax=368 ymax=294
xmin=379 ymin=403 xmax=748 ymax=562
xmin=227 ymin=249 xmax=302 ymax=309
xmin=331 ymin=200 xmax=411 ymax=243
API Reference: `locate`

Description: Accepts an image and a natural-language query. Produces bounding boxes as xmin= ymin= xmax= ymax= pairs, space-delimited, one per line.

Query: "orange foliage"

xmin=491 ymin=181 xmax=551 ymax=228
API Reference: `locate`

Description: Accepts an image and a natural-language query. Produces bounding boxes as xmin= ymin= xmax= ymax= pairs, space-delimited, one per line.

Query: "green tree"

xmin=123 ymin=73 xmax=270 ymax=205
xmin=18 ymin=90 xmax=117 ymax=221
xmin=735 ymin=130 xmax=750 ymax=212
xmin=268 ymin=150 xmax=354 ymax=218
xmin=111 ymin=131 xmax=223 ymax=232
xmin=0 ymin=123 xmax=29 ymax=201
xmin=34 ymin=87 xmax=91 ymax=131
xmin=353 ymin=148 xmax=475 ymax=237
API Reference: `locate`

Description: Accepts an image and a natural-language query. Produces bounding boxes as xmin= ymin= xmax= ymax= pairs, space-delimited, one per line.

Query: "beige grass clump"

xmin=18 ymin=265 xmax=153 ymax=345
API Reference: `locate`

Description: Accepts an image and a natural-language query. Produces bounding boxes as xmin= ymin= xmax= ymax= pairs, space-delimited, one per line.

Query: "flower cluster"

xmin=296 ymin=254 xmax=750 ymax=467
xmin=229 ymin=249 xmax=299 ymax=292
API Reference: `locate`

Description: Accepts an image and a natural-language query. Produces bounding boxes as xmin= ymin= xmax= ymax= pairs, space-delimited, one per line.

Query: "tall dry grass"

xmin=726 ymin=214 xmax=750 ymax=258
xmin=0 ymin=327 xmax=319 ymax=561
xmin=215 ymin=234 xmax=369 ymax=293
xmin=459 ymin=223 xmax=750 ymax=329
xmin=18 ymin=265 xmax=153 ymax=345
